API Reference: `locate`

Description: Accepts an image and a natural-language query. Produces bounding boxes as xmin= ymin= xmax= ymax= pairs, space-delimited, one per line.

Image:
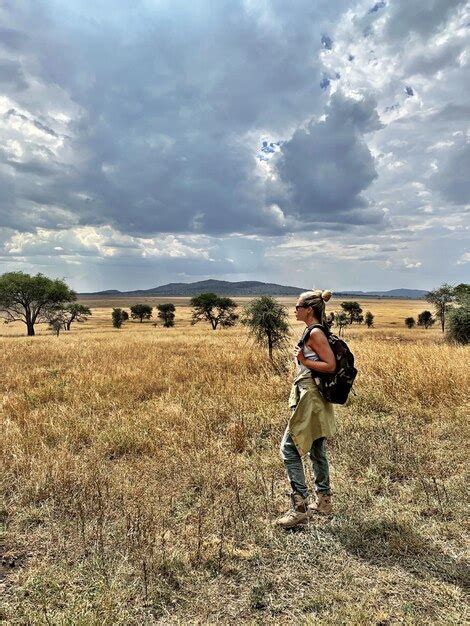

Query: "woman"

xmin=274 ymin=289 xmax=337 ymax=529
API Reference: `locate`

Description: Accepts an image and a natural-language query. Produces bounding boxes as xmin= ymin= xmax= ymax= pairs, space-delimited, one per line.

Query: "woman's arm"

xmin=294 ymin=329 xmax=336 ymax=374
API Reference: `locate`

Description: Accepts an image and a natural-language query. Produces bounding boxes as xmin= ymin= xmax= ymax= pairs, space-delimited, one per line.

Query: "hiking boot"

xmin=273 ymin=492 xmax=310 ymax=529
xmin=308 ymin=492 xmax=333 ymax=516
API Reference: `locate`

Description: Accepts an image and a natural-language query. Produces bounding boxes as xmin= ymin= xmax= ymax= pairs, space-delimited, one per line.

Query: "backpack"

xmin=297 ymin=324 xmax=357 ymax=405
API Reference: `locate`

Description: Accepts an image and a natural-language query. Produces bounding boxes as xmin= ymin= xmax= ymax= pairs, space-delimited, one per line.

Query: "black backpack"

xmin=298 ymin=324 xmax=357 ymax=405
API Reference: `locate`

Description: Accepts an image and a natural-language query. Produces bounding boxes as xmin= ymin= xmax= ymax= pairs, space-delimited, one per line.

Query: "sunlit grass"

xmin=1 ymin=299 xmax=468 ymax=623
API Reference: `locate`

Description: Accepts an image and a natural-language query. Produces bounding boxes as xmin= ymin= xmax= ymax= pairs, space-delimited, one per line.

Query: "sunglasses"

xmin=295 ymin=304 xmax=309 ymax=310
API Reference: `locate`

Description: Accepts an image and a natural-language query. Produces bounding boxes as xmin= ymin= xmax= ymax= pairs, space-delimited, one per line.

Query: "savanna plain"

xmin=1 ymin=297 xmax=468 ymax=624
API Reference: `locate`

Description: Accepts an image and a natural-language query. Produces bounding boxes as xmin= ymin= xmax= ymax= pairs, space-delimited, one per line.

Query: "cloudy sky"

xmin=0 ymin=0 xmax=468 ymax=292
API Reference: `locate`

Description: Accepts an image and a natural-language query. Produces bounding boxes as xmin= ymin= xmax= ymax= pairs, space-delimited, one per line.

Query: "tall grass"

xmin=1 ymin=306 xmax=468 ymax=624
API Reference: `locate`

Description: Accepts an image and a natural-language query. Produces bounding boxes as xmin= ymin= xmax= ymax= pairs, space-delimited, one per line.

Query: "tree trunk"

xmin=66 ymin=321 xmax=72 ymax=331
xmin=268 ymin=335 xmax=273 ymax=361
xmin=25 ymin=307 xmax=35 ymax=336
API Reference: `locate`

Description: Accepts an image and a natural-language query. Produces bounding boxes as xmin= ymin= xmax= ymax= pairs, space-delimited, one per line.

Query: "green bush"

xmin=446 ymin=301 xmax=470 ymax=345
xmin=112 ymin=308 xmax=124 ymax=328
xmin=404 ymin=317 xmax=415 ymax=329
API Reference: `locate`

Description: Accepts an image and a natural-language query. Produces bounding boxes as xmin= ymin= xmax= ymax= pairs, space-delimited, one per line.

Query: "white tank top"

xmin=296 ymin=333 xmax=320 ymax=376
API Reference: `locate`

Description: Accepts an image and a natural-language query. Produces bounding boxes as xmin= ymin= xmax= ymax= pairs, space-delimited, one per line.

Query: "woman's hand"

xmin=293 ymin=345 xmax=305 ymax=363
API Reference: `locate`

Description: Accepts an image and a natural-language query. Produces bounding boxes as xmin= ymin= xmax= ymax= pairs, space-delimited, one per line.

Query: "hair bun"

xmin=321 ymin=290 xmax=332 ymax=302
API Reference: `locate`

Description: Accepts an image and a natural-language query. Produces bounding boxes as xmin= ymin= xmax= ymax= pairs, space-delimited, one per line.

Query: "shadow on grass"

xmin=323 ymin=517 xmax=469 ymax=589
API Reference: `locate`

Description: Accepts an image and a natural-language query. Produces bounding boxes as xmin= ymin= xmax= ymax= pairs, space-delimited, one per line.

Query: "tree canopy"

xmin=190 ymin=293 xmax=238 ymax=330
xmin=404 ymin=317 xmax=416 ymax=329
xmin=334 ymin=311 xmax=349 ymax=336
xmin=340 ymin=301 xmax=363 ymax=324
xmin=325 ymin=312 xmax=335 ymax=329
xmin=364 ymin=311 xmax=374 ymax=328
xmin=130 ymin=303 xmax=153 ymax=322
xmin=417 ymin=310 xmax=435 ymax=329
xmin=112 ymin=308 xmax=127 ymax=328
xmin=47 ymin=308 xmax=69 ymax=336
xmin=454 ymin=283 xmax=470 ymax=304
xmin=157 ymin=303 xmax=176 ymax=327
xmin=446 ymin=300 xmax=470 ymax=345
xmin=62 ymin=303 xmax=92 ymax=330
xmin=445 ymin=283 xmax=470 ymax=345
xmin=0 ymin=272 xmax=76 ymax=336
xmin=241 ymin=296 xmax=289 ymax=360
xmin=425 ymin=283 xmax=456 ymax=332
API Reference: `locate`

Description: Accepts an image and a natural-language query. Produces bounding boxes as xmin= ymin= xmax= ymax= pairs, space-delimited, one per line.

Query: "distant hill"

xmin=334 ymin=288 xmax=427 ymax=299
xmin=81 ymin=279 xmax=305 ymax=297
xmin=80 ymin=280 xmax=427 ymax=299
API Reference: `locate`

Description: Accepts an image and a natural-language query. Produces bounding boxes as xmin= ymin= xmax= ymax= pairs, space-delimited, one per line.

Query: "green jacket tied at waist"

xmin=288 ymin=372 xmax=336 ymax=457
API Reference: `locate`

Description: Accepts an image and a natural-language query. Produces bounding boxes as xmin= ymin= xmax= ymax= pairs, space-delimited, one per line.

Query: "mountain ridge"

xmin=79 ymin=280 xmax=427 ymax=299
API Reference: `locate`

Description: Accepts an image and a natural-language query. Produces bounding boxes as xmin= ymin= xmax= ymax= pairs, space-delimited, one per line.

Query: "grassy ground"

xmin=1 ymin=299 xmax=468 ymax=624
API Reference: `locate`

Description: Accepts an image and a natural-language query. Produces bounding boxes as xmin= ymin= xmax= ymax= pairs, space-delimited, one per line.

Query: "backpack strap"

xmin=298 ymin=323 xmax=330 ymax=347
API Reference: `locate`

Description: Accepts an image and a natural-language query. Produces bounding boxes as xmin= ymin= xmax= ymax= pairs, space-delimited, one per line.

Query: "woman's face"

xmin=295 ymin=298 xmax=311 ymax=323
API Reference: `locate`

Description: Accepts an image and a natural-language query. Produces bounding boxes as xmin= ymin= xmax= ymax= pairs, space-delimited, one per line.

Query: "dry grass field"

xmin=1 ymin=298 xmax=469 ymax=624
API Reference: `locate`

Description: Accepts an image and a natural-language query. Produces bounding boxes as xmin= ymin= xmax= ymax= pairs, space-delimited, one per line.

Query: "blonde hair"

xmin=299 ymin=289 xmax=332 ymax=324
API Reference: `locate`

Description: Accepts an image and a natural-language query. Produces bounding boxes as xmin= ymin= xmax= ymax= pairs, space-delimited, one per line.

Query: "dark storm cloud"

xmin=384 ymin=0 xmax=467 ymax=39
xmin=0 ymin=59 xmax=28 ymax=90
xmin=429 ymin=104 xmax=470 ymax=123
xmin=0 ymin=27 xmax=29 ymax=51
xmin=431 ymin=140 xmax=470 ymax=206
xmin=404 ymin=41 xmax=465 ymax=76
xmin=0 ymin=0 xmax=365 ymax=238
xmin=368 ymin=2 xmax=386 ymax=15
xmin=0 ymin=169 xmax=15 ymax=225
xmin=269 ymin=92 xmax=384 ymax=225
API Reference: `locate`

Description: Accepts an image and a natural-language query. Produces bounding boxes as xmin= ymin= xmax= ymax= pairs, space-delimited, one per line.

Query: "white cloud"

xmin=1 ymin=226 xmax=212 ymax=261
xmin=403 ymin=258 xmax=422 ymax=269
xmin=456 ymin=252 xmax=470 ymax=265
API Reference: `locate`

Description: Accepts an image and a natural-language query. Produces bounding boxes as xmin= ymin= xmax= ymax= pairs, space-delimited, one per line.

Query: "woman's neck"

xmin=305 ymin=314 xmax=320 ymax=326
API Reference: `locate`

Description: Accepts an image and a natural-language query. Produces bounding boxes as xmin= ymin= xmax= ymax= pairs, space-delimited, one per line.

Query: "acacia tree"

xmin=425 ymin=283 xmax=455 ymax=332
xmin=446 ymin=283 xmax=470 ymax=345
xmin=130 ymin=303 xmax=153 ymax=322
xmin=334 ymin=311 xmax=349 ymax=336
xmin=0 ymin=272 xmax=76 ymax=336
xmin=365 ymin=311 xmax=374 ymax=328
xmin=405 ymin=317 xmax=416 ymax=329
xmin=325 ymin=311 xmax=335 ymax=329
xmin=157 ymin=303 xmax=176 ymax=327
xmin=241 ymin=296 xmax=289 ymax=361
xmin=417 ymin=310 xmax=435 ymax=329
xmin=112 ymin=308 xmax=127 ymax=328
xmin=190 ymin=293 xmax=238 ymax=330
xmin=62 ymin=303 xmax=92 ymax=330
xmin=47 ymin=308 xmax=69 ymax=336
xmin=446 ymin=301 xmax=470 ymax=345
xmin=454 ymin=283 xmax=470 ymax=303
xmin=341 ymin=301 xmax=363 ymax=324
